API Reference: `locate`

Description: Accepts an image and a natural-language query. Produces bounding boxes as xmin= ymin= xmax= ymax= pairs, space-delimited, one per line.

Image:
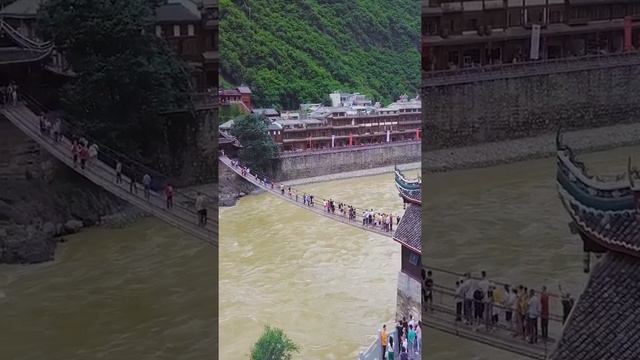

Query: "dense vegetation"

xmin=231 ymin=114 xmax=278 ymax=173
xmin=220 ymin=0 xmax=420 ymax=109
xmin=37 ymin=0 xmax=196 ymax=177
xmin=251 ymin=326 xmax=299 ymax=360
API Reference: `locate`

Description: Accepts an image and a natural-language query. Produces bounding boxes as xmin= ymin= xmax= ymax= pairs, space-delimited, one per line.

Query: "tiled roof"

xmin=0 ymin=0 xmax=43 ymax=18
xmin=550 ymin=252 xmax=640 ymax=360
xmin=394 ymin=204 xmax=421 ymax=253
xmin=155 ymin=3 xmax=200 ymax=22
xmin=560 ymin=188 xmax=640 ymax=256
xmin=0 ymin=47 xmax=51 ymax=65
xmin=220 ymin=89 xmax=241 ymax=96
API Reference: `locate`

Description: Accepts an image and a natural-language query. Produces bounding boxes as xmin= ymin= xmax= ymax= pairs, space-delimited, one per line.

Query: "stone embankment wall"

xmin=424 ymin=58 xmax=640 ymax=149
xmin=274 ymin=141 xmax=421 ymax=181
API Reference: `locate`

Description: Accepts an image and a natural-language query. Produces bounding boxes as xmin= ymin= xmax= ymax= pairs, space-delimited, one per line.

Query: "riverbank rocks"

xmin=63 ymin=220 xmax=84 ymax=234
xmin=0 ymin=225 xmax=56 ymax=264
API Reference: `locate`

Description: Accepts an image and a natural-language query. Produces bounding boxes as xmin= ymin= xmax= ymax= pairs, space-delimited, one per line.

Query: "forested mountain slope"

xmin=220 ymin=0 xmax=420 ymax=109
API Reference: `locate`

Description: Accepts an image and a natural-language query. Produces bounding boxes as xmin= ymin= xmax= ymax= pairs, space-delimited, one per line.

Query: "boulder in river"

xmin=64 ymin=220 xmax=84 ymax=234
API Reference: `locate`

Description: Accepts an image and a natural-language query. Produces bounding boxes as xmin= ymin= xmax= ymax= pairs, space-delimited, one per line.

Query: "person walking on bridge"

xmin=379 ymin=324 xmax=389 ymax=360
xmin=540 ymin=286 xmax=550 ymax=340
xmin=79 ymin=144 xmax=89 ymax=170
xmin=52 ymin=118 xmax=61 ymax=143
xmin=165 ymin=184 xmax=174 ymax=210
xmin=10 ymin=82 xmax=17 ymax=106
xmin=88 ymin=143 xmax=99 ymax=167
xmin=142 ymin=173 xmax=151 ymax=201
xmin=196 ymin=192 xmax=207 ymax=226
xmin=71 ymin=140 xmax=79 ymax=168
xmin=129 ymin=171 xmax=138 ymax=194
xmin=115 ymin=160 xmax=123 ymax=184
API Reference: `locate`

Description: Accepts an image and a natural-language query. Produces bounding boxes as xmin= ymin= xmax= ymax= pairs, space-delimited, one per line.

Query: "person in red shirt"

xmin=79 ymin=145 xmax=89 ymax=170
xmin=540 ymin=285 xmax=550 ymax=339
xmin=165 ymin=184 xmax=174 ymax=210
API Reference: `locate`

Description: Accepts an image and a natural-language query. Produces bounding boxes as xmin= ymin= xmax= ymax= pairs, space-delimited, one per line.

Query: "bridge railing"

xmin=221 ymin=156 xmax=402 ymax=233
xmin=15 ymin=93 xmax=217 ymax=225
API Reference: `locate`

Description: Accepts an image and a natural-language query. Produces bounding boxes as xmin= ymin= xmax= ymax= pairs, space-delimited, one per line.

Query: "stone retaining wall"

xmin=274 ymin=141 xmax=421 ymax=181
xmin=424 ymin=62 xmax=640 ymax=148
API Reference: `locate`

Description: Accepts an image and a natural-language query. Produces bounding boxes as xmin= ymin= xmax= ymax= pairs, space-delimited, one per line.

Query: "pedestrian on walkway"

xmin=399 ymin=346 xmax=408 ymax=360
xmin=10 ymin=82 xmax=17 ymax=105
xmin=79 ymin=144 xmax=88 ymax=170
xmin=88 ymin=143 xmax=99 ymax=166
xmin=129 ymin=171 xmax=138 ymax=194
xmin=379 ymin=324 xmax=388 ymax=360
xmin=39 ymin=114 xmax=45 ymax=134
xmin=115 ymin=160 xmax=123 ymax=183
xmin=407 ymin=324 xmax=416 ymax=356
xmin=52 ymin=118 xmax=61 ymax=143
xmin=386 ymin=336 xmax=395 ymax=360
xmin=541 ymin=286 xmax=550 ymax=340
xmin=71 ymin=140 xmax=79 ymax=168
xmin=165 ymin=184 xmax=174 ymax=210
xmin=142 ymin=173 xmax=151 ymax=200
xmin=527 ymin=289 xmax=540 ymax=344
xmin=195 ymin=192 xmax=207 ymax=226
xmin=415 ymin=322 xmax=421 ymax=355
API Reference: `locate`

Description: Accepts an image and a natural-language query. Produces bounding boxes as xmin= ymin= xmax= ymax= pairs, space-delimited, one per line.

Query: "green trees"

xmin=36 ymin=0 xmax=193 ymax=162
xmin=251 ymin=326 xmax=300 ymax=360
xmin=220 ymin=0 xmax=420 ymax=109
xmin=231 ymin=114 xmax=278 ymax=173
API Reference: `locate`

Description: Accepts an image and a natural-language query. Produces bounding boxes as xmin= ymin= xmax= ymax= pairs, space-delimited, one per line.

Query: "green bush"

xmin=251 ymin=326 xmax=300 ymax=360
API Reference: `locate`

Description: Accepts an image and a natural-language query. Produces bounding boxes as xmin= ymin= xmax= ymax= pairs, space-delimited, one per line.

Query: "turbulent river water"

xmin=219 ymin=171 xmax=416 ymax=360
xmin=0 ymin=219 xmax=217 ymax=360
xmin=423 ymin=145 xmax=640 ymax=360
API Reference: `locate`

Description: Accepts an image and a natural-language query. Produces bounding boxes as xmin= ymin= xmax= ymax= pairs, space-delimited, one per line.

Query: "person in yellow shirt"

xmin=380 ymin=324 xmax=388 ymax=360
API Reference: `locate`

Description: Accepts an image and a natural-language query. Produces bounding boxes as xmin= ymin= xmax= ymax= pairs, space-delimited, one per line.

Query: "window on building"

xmin=409 ymin=253 xmax=419 ymax=266
xmin=188 ymin=24 xmax=195 ymax=36
xmin=155 ymin=25 xmax=162 ymax=37
xmin=466 ymin=18 xmax=477 ymax=31
xmin=173 ymin=24 xmax=180 ymax=37
xmin=508 ymin=9 xmax=522 ymax=27
xmin=549 ymin=11 xmax=563 ymax=24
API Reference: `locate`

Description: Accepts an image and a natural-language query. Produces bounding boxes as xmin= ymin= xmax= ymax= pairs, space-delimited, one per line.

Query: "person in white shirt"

xmin=463 ymin=274 xmax=475 ymax=324
xmin=527 ymin=289 xmax=540 ymax=344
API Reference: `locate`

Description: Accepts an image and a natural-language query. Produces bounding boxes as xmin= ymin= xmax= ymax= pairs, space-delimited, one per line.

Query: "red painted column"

xmin=624 ymin=16 xmax=633 ymax=52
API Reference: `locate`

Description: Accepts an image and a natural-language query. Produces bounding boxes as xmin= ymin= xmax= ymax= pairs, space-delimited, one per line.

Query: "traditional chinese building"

xmin=218 ymin=86 xmax=252 ymax=112
xmin=279 ymin=94 xmax=421 ymax=152
xmin=552 ymin=133 xmax=640 ymax=359
xmin=423 ymin=0 xmax=640 ymax=71
xmin=394 ymin=168 xmax=422 ymax=281
xmin=1 ymin=0 xmax=218 ymax=93
xmin=393 ymin=167 xmax=422 ymax=321
xmin=154 ymin=0 xmax=218 ymax=92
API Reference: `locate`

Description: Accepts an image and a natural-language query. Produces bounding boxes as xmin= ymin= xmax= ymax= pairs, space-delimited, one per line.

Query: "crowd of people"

xmin=228 ymin=158 xmax=399 ymax=232
xmin=36 ymin=113 xmax=209 ymax=227
xmin=0 ymin=83 xmax=18 ymax=106
xmin=423 ymin=269 xmax=576 ymax=345
xmin=379 ymin=315 xmax=421 ymax=360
